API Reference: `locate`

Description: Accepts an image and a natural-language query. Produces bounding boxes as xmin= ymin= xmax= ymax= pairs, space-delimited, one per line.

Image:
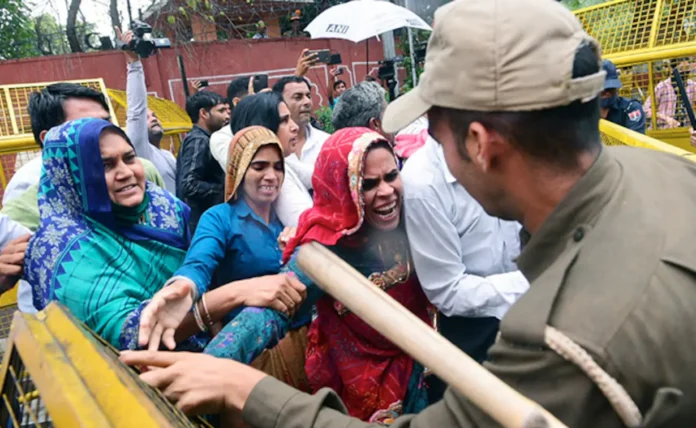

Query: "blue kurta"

xmin=175 ymin=198 xmax=284 ymax=301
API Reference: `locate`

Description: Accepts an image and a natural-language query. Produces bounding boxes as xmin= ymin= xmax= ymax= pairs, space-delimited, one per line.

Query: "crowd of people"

xmin=0 ymin=0 xmax=694 ymax=426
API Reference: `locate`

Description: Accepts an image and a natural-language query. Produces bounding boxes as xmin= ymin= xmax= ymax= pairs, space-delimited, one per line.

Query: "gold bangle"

xmin=192 ymin=302 xmax=207 ymax=332
xmin=200 ymin=293 xmax=214 ymax=328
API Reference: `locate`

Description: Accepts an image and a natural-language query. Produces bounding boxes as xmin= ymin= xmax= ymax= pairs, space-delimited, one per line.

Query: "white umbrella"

xmin=305 ymin=0 xmax=432 ymax=43
xmin=305 ymin=0 xmax=432 ymax=85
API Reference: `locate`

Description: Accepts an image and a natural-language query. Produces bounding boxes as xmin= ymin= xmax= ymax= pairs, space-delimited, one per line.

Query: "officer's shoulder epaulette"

xmin=623 ymin=98 xmax=643 ymax=111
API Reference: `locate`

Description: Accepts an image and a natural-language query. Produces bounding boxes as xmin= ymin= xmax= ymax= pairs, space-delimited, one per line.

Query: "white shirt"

xmin=126 ymin=61 xmax=177 ymax=193
xmin=0 ymin=213 xmax=30 ymax=250
xmin=299 ymin=124 xmax=330 ymax=166
xmin=210 ymin=125 xmax=234 ymax=171
xmin=275 ymin=154 xmax=313 ymax=226
xmin=0 ymin=213 xmax=34 ymax=314
xmin=402 ymin=137 xmax=529 ymax=320
xmin=1 ymin=159 xmax=40 ymax=313
xmin=3 ymin=157 xmax=42 ymax=204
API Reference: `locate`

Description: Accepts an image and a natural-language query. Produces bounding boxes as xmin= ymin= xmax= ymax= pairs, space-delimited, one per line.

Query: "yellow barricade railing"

xmin=0 ymin=79 xmax=191 ymax=202
xmin=575 ymin=0 xmax=696 ymax=63
xmin=0 ymin=303 xmax=212 ymax=427
xmin=575 ymin=0 xmax=696 ymax=151
xmin=600 ymin=118 xmax=696 ymax=161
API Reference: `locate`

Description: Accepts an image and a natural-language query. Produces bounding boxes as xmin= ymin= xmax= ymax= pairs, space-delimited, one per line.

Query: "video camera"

xmin=377 ymin=56 xmax=403 ymax=82
xmin=122 ymin=20 xmax=171 ymax=58
xmin=377 ymin=56 xmax=403 ymax=101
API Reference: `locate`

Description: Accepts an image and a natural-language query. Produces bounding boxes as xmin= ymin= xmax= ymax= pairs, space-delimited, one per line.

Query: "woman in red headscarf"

xmin=285 ymin=127 xmax=433 ymax=422
xmin=201 ymin=128 xmax=432 ymax=422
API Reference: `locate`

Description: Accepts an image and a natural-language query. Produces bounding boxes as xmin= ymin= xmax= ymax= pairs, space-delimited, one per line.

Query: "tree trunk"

xmin=110 ymin=0 xmax=121 ymax=31
xmin=66 ymin=0 xmax=83 ymax=53
xmin=34 ymin=15 xmax=52 ymax=55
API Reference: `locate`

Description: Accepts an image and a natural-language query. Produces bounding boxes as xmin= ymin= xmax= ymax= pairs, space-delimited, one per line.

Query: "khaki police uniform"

xmin=239 ymin=0 xmax=696 ymax=426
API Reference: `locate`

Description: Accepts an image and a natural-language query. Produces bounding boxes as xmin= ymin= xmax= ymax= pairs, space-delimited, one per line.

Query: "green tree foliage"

xmin=0 ymin=0 xmax=39 ymax=59
xmin=397 ymin=29 xmax=429 ymax=95
xmin=561 ymin=0 xmax=611 ymax=11
xmin=35 ymin=13 xmax=70 ymax=56
xmin=314 ymin=106 xmax=335 ymax=134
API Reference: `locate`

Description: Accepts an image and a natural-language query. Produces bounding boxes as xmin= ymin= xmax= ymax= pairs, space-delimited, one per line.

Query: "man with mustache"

xmin=118 ymin=26 xmax=178 ymax=193
xmin=272 ymin=76 xmax=329 ymax=167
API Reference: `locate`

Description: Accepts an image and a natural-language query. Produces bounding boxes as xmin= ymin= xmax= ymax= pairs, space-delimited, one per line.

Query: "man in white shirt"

xmin=211 ymin=50 xmax=320 ymax=171
xmin=402 ymin=134 xmax=530 ymax=400
xmin=272 ymin=76 xmax=330 ymax=166
xmin=119 ymin=27 xmax=177 ymax=193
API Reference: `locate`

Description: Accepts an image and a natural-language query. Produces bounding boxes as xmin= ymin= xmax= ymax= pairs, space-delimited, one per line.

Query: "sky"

xmin=31 ymin=0 xmax=154 ymax=36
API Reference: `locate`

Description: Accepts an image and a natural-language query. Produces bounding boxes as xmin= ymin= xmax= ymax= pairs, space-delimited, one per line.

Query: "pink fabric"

xmin=394 ymin=129 xmax=428 ymax=159
xmin=643 ymin=78 xmax=696 ymax=129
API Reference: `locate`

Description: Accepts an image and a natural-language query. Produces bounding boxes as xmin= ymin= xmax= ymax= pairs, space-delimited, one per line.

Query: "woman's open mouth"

xmin=259 ymin=185 xmax=278 ymax=196
xmin=373 ymin=201 xmax=398 ymax=221
xmin=117 ymin=184 xmax=139 ymax=194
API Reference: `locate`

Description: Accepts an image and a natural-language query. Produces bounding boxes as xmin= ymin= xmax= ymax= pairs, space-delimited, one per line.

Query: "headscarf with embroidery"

xmin=282 ymin=127 xmax=386 ymax=260
xmin=224 ymin=126 xmax=284 ymax=201
xmin=24 ymin=118 xmax=190 ymax=350
xmin=282 ymin=127 xmax=432 ymax=421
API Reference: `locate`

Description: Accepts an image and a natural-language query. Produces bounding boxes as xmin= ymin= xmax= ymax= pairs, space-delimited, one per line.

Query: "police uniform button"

xmin=573 ymin=228 xmax=584 ymax=242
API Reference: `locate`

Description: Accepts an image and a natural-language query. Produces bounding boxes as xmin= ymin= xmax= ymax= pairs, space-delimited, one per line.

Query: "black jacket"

xmin=175 ymin=125 xmax=225 ymax=233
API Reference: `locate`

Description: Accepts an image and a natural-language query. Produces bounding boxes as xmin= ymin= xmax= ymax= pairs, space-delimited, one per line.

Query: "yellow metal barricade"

xmin=600 ymin=118 xmax=696 ymax=162
xmin=0 ymin=80 xmax=191 ymax=197
xmin=0 ymin=303 xmax=212 ymax=427
xmin=575 ymin=0 xmax=696 ymax=151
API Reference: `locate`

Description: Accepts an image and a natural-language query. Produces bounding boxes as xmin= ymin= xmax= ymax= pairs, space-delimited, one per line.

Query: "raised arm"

xmin=117 ymin=27 xmax=154 ymax=160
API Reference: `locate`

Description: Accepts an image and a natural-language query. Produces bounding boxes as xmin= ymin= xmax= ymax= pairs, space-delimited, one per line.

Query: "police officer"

xmin=600 ymin=59 xmax=646 ymax=133
xmin=122 ymin=1 xmax=696 ymax=426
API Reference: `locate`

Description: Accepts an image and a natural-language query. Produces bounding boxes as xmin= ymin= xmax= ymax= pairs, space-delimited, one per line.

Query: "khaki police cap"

xmin=382 ymin=0 xmax=606 ymax=134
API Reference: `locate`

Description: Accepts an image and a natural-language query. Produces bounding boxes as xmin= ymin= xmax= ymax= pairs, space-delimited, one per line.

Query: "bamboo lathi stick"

xmin=296 ymin=242 xmax=567 ymax=428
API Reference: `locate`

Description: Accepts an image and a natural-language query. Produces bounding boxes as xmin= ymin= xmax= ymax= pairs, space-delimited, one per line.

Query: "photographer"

xmin=328 ymin=67 xmax=347 ymax=110
xmin=117 ymin=26 xmax=177 ymax=193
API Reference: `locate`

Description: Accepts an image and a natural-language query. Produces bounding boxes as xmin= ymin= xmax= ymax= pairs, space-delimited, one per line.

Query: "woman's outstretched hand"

xmin=139 ymin=279 xmax=195 ymax=351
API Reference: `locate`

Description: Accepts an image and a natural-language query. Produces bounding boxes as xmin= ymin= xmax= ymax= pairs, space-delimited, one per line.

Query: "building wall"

xmin=0 ymin=37 xmax=384 ymax=111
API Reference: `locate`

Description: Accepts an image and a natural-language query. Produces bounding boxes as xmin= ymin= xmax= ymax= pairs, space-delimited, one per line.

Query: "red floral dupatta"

xmin=283 ymin=128 xmax=431 ymax=421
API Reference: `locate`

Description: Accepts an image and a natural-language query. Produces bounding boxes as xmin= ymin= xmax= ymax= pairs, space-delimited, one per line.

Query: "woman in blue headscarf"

xmin=25 ymin=117 xmax=304 ymax=356
xmin=24 ymin=118 xmax=191 ymax=350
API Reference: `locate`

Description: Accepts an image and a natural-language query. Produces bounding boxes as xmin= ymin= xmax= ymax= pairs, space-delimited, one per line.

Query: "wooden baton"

xmin=296 ymin=242 xmax=567 ymax=428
